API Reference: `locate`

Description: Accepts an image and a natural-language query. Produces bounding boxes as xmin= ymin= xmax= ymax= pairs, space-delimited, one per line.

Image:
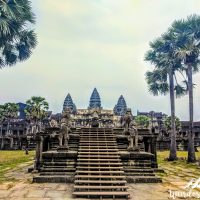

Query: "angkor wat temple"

xmin=1 ymin=88 xmax=200 ymax=198
xmin=1 ymin=88 xmax=200 ymax=151
xmin=30 ymin=88 xmax=164 ymax=198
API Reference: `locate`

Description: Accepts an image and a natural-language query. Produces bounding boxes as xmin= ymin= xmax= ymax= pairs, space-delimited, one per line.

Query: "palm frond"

xmin=174 ymin=84 xmax=187 ymax=98
xmin=0 ymin=0 xmax=37 ymax=69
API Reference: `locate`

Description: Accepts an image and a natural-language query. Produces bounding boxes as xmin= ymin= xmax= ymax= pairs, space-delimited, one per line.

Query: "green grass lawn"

xmin=0 ymin=150 xmax=35 ymax=183
xmin=0 ymin=150 xmax=200 ymax=184
xmin=158 ymin=150 xmax=200 ymax=164
xmin=157 ymin=150 xmax=200 ymax=178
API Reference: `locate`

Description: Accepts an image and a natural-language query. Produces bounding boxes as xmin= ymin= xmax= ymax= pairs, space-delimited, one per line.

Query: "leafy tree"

xmin=3 ymin=103 xmax=19 ymax=134
xmin=25 ymin=96 xmax=49 ymax=125
xmin=135 ymin=115 xmax=150 ymax=128
xmin=0 ymin=0 xmax=37 ymax=68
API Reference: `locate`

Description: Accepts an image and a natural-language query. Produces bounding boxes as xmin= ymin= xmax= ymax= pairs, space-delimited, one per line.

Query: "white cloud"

xmin=0 ymin=0 xmax=200 ymax=120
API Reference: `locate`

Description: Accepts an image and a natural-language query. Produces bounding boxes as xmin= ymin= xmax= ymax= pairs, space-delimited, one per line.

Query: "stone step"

xmin=79 ymin=144 xmax=117 ymax=146
xmin=122 ymin=162 xmax=151 ymax=166
xmin=80 ymin=140 xmax=116 ymax=143
xmin=75 ymin=175 xmax=126 ymax=179
xmin=42 ymin=159 xmax=76 ymax=162
xmin=40 ymin=172 xmax=75 ymax=176
xmin=80 ymin=135 xmax=115 ymax=137
xmin=123 ymin=168 xmax=154 ymax=172
xmin=77 ymin=158 xmax=121 ymax=162
xmin=124 ymin=165 xmax=152 ymax=168
xmin=80 ymin=136 xmax=115 ymax=139
xmin=43 ymin=165 xmax=75 ymax=168
xmin=126 ymin=176 xmax=162 ymax=183
xmin=76 ymin=171 xmax=124 ymax=174
xmin=80 ymin=140 xmax=115 ymax=142
xmin=74 ymin=185 xmax=128 ymax=190
xmin=124 ymin=166 xmax=151 ymax=169
xmin=33 ymin=176 xmax=74 ymax=183
xmin=77 ymin=163 xmax=123 ymax=166
xmin=79 ymin=146 xmax=117 ymax=148
xmin=80 ymin=132 xmax=114 ymax=134
xmin=124 ymin=173 xmax=155 ymax=176
xmin=41 ymin=168 xmax=76 ymax=172
xmin=74 ymin=180 xmax=126 ymax=184
xmin=73 ymin=191 xmax=130 ymax=198
xmin=79 ymin=131 xmax=113 ymax=133
xmin=79 ymin=149 xmax=118 ymax=151
xmin=76 ymin=166 xmax=123 ymax=170
xmin=80 ymin=136 xmax=115 ymax=138
xmin=79 ymin=146 xmax=117 ymax=149
xmin=80 ymin=141 xmax=116 ymax=143
xmin=80 ymin=129 xmax=113 ymax=131
xmin=78 ymin=155 xmax=120 ymax=158
xmin=43 ymin=162 xmax=75 ymax=166
xmin=78 ymin=152 xmax=119 ymax=154
xmin=73 ymin=191 xmax=129 ymax=197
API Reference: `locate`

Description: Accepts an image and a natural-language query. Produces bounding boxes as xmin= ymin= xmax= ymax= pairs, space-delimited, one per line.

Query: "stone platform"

xmin=33 ymin=151 xmax=77 ymax=183
xmin=33 ymin=128 xmax=161 ymax=186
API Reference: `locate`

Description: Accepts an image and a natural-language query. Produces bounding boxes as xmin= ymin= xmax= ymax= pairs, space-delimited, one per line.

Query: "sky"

xmin=1 ymin=0 xmax=200 ymax=120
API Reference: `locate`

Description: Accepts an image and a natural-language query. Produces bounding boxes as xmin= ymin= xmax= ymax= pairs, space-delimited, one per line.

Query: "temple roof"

xmin=63 ymin=93 xmax=77 ymax=113
xmin=88 ymin=88 xmax=101 ymax=109
xmin=113 ymin=95 xmax=127 ymax=116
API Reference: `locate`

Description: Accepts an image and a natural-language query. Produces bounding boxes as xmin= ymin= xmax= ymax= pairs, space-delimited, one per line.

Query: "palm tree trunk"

xmin=187 ymin=64 xmax=196 ymax=163
xmin=168 ymin=70 xmax=177 ymax=161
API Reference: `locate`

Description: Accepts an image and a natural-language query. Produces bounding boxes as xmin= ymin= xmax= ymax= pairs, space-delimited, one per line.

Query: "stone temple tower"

xmin=88 ymin=88 xmax=101 ymax=109
xmin=63 ymin=93 xmax=77 ymax=113
xmin=113 ymin=95 xmax=127 ymax=116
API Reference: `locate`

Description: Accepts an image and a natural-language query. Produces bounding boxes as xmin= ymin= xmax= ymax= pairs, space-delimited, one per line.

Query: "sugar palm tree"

xmin=25 ymin=96 xmax=49 ymax=132
xmin=170 ymin=15 xmax=200 ymax=162
xmin=164 ymin=116 xmax=181 ymax=132
xmin=0 ymin=0 xmax=37 ymax=68
xmin=145 ymin=36 xmax=186 ymax=161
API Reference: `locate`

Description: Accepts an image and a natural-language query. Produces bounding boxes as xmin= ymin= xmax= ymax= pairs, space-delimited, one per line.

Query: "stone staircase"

xmin=73 ymin=128 xmax=130 ymax=199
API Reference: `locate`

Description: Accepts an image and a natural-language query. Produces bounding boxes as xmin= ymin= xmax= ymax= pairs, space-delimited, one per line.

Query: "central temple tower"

xmin=88 ymin=88 xmax=102 ymax=109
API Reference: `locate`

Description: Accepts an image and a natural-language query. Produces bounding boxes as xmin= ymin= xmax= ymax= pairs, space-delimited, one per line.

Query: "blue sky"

xmin=1 ymin=0 xmax=200 ymax=120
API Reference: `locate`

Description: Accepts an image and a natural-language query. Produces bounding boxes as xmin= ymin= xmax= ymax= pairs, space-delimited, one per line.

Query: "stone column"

xmin=18 ymin=138 xmax=22 ymax=150
xmin=34 ymin=134 xmax=44 ymax=171
xmin=10 ymin=137 xmax=14 ymax=149
xmin=150 ymin=136 xmax=158 ymax=168
xmin=17 ymin=130 xmax=20 ymax=149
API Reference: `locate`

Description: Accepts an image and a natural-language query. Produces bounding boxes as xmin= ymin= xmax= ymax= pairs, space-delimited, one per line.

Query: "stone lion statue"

xmin=49 ymin=116 xmax=59 ymax=138
xmin=120 ymin=108 xmax=133 ymax=133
